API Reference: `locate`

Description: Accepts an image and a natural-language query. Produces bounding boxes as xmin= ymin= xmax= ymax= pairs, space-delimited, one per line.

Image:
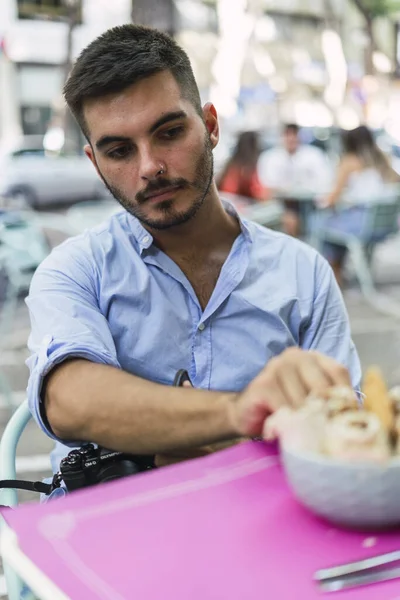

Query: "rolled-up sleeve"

xmin=300 ymin=254 xmax=362 ymax=389
xmin=25 ymin=237 xmax=121 ymax=441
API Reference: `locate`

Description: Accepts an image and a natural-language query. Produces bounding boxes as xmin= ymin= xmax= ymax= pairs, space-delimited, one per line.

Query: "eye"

xmin=107 ymin=146 xmax=132 ymax=160
xmin=161 ymin=126 xmax=184 ymax=140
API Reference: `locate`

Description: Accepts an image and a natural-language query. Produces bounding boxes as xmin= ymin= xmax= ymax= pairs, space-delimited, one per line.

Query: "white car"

xmin=0 ymin=136 xmax=108 ymax=207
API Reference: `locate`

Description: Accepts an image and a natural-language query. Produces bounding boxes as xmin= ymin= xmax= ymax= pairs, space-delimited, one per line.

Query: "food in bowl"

xmin=265 ymin=368 xmax=400 ymax=529
xmin=264 ymin=367 xmax=400 ymax=463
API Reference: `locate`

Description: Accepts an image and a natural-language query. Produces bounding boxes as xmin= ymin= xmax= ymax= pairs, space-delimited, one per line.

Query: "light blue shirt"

xmin=26 ymin=201 xmax=361 ymax=472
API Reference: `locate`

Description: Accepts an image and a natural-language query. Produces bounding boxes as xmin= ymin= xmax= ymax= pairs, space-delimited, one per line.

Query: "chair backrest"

xmin=359 ymin=196 xmax=400 ymax=241
xmin=0 ymin=401 xmax=38 ymax=600
xmin=0 ymin=400 xmax=32 ymax=508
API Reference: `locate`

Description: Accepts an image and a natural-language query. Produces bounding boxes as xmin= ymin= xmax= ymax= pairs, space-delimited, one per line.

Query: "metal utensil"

xmin=315 ymin=550 xmax=400 ymax=592
xmin=318 ymin=566 xmax=400 ymax=592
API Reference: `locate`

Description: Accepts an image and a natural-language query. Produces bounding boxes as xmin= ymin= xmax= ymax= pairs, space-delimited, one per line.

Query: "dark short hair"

xmin=284 ymin=123 xmax=299 ymax=135
xmin=63 ymin=24 xmax=203 ymax=139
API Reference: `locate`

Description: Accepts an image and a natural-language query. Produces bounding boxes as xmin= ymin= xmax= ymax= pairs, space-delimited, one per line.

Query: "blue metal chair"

xmin=0 ymin=210 xmax=72 ymax=411
xmin=0 ymin=400 xmax=35 ymax=599
xmin=311 ymin=196 xmax=400 ymax=318
xmin=0 ymin=216 xmax=49 ymax=410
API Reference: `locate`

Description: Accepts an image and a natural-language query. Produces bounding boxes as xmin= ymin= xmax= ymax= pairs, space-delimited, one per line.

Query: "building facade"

xmin=1 ymin=0 xmax=399 ymax=146
xmin=0 ymin=0 xmax=131 ymax=142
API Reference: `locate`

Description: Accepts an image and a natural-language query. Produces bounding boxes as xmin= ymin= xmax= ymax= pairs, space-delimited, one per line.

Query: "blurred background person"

xmin=217 ymin=131 xmax=271 ymax=203
xmin=257 ymin=123 xmax=332 ymax=237
xmin=314 ymin=125 xmax=400 ymax=287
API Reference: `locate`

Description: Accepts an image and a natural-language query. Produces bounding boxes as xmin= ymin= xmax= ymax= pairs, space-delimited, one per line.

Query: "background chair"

xmin=311 ymin=196 xmax=400 ymax=318
xmin=0 ymin=400 xmax=33 ymax=600
xmin=0 ymin=213 xmax=50 ymax=410
xmin=0 ymin=210 xmax=75 ymax=411
xmin=220 ymin=192 xmax=283 ymax=230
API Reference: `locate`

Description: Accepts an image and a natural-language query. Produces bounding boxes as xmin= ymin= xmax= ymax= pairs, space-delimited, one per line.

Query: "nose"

xmin=139 ymin=146 xmax=165 ymax=181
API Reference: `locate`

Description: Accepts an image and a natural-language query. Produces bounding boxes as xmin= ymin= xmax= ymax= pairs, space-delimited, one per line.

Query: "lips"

xmin=144 ymin=185 xmax=181 ymax=201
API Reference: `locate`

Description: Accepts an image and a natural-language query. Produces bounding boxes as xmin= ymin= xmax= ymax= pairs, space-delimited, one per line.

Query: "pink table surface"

xmin=3 ymin=440 xmax=400 ymax=600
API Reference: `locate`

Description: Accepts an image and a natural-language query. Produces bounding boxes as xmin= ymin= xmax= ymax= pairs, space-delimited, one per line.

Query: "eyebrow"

xmin=95 ymin=110 xmax=188 ymax=151
xmin=149 ymin=110 xmax=187 ymax=133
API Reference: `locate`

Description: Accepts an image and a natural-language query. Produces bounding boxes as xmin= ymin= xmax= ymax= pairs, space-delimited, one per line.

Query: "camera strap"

xmin=0 ymin=472 xmax=62 ymax=496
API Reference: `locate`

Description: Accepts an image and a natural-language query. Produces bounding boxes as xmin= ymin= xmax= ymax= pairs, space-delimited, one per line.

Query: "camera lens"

xmin=97 ymin=460 xmax=140 ymax=484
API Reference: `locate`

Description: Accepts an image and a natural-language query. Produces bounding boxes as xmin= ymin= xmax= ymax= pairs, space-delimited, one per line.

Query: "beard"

xmin=97 ymin=132 xmax=214 ymax=231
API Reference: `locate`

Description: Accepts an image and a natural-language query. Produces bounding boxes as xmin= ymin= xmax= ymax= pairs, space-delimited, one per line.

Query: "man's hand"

xmin=228 ymin=348 xmax=352 ymax=438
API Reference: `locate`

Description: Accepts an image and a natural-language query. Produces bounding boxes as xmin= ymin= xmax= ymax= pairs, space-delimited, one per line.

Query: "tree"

xmin=349 ymin=0 xmax=400 ymax=73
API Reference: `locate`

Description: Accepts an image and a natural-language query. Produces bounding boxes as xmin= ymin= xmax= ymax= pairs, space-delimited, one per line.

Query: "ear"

xmin=202 ymin=102 xmax=219 ymax=149
xmin=84 ymin=144 xmax=101 ymax=176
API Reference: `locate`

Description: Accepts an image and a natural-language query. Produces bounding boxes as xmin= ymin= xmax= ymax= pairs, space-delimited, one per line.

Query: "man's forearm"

xmin=44 ymin=359 xmax=238 ymax=454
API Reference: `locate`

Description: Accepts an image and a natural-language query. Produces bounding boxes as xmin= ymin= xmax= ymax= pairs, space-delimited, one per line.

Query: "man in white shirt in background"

xmin=257 ymin=123 xmax=332 ymax=236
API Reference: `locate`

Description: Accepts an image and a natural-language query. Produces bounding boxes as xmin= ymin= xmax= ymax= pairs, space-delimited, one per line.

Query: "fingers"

xmin=276 ymin=364 xmax=308 ymax=409
xmin=258 ymin=348 xmax=352 ymax=411
xmin=312 ymin=352 xmax=352 ymax=388
xmin=235 ymin=349 xmax=353 ymax=438
xmin=258 ymin=379 xmax=288 ymax=413
xmin=182 ymin=380 xmax=193 ymax=388
xmin=293 ymin=351 xmax=334 ymax=397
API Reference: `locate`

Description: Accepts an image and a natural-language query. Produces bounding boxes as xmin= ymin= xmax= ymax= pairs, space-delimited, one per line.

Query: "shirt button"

xmin=198 ymin=323 xmax=205 ymax=331
xmin=143 ymin=235 xmax=150 ymax=244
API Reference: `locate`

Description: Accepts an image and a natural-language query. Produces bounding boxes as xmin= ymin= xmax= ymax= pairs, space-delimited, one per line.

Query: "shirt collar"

xmin=126 ymin=216 xmax=153 ymax=254
xmin=127 ymin=197 xmax=253 ymax=255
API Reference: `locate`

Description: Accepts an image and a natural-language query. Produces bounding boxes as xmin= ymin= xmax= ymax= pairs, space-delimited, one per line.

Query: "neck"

xmin=146 ymin=184 xmax=240 ymax=258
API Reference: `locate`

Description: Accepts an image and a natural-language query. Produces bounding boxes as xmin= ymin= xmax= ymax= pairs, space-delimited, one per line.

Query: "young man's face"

xmin=84 ymin=71 xmax=219 ymax=231
xmin=283 ymin=129 xmax=299 ymax=155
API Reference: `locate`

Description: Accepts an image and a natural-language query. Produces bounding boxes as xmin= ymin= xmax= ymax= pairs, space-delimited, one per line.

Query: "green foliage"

xmin=354 ymin=0 xmax=400 ymax=18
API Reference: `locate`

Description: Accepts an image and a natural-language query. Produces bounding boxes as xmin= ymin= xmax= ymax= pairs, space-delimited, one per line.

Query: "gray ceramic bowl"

xmin=281 ymin=444 xmax=400 ymax=530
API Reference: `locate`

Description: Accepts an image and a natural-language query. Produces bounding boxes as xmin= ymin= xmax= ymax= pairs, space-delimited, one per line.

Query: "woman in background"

xmin=217 ymin=131 xmax=271 ymax=202
xmin=314 ymin=125 xmax=400 ymax=287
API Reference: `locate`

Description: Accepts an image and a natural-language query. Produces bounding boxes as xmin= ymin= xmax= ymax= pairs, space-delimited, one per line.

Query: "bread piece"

xmin=263 ymin=399 xmax=327 ymax=454
xmin=325 ymin=387 xmax=359 ymax=417
xmin=362 ymin=366 xmax=394 ymax=432
xmin=324 ymin=410 xmax=391 ymax=462
xmin=306 ymin=386 xmax=358 ymax=418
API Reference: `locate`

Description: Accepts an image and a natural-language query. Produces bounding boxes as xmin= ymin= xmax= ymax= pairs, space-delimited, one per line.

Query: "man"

xmin=26 ymin=25 xmax=360 ymax=476
xmin=257 ymin=124 xmax=333 ymax=237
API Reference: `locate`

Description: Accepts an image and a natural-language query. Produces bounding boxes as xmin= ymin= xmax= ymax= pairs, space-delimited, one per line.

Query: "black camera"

xmin=59 ymin=444 xmax=155 ymax=492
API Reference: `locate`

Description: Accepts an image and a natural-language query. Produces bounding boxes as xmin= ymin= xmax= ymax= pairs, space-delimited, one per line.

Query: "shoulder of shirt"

xmin=243 ymin=222 xmax=333 ymax=296
xmin=244 ymin=219 xmax=328 ymax=264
